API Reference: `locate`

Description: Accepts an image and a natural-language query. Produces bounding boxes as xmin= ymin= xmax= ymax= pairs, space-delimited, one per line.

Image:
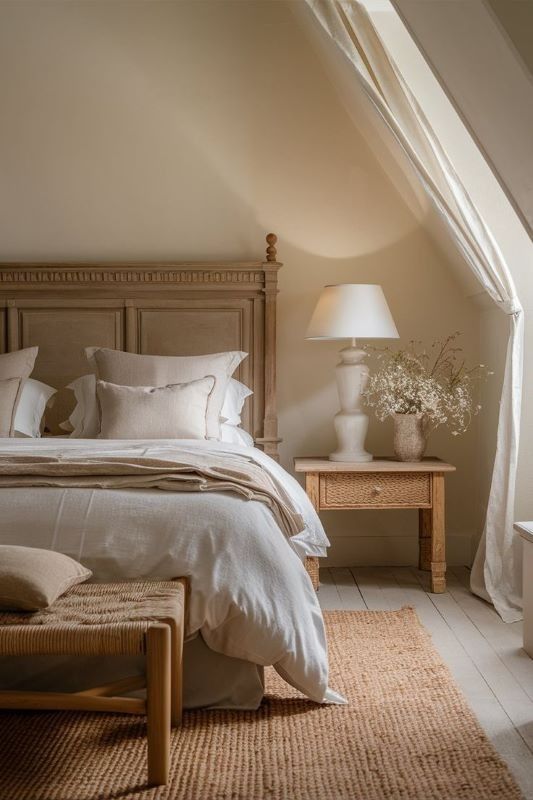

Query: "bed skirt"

xmin=0 ymin=633 xmax=265 ymax=711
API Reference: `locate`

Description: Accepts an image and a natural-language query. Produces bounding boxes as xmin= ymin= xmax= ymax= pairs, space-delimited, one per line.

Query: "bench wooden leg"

xmin=170 ymin=577 xmax=186 ymax=727
xmin=166 ymin=617 xmax=184 ymax=727
xmin=146 ymin=624 xmax=171 ymax=786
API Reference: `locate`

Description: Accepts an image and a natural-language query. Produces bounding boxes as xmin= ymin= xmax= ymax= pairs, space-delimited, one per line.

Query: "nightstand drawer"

xmin=319 ymin=472 xmax=431 ymax=509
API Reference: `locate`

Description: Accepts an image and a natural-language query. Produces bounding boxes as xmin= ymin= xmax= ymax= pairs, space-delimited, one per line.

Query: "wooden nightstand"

xmin=294 ymin=457 xmax=456 ymax=593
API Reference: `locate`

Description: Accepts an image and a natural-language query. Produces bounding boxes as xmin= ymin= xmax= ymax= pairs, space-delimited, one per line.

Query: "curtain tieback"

xmin=500 ymin=300 xmax=522 ymax=316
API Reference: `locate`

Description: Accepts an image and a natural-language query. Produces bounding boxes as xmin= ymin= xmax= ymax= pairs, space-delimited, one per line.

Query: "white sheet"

xmin=0 ymin=438 xmax=339 ymax=705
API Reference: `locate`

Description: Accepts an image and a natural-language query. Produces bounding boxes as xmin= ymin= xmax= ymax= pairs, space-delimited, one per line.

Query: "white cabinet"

xmin=515 ymin=522 xmax=533 ymax=657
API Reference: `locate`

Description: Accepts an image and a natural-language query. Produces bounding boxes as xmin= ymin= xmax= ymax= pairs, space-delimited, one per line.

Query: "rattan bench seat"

xmin=0 ymin=578 xmax=187 ymax=787
xmin=0 ymin=580 xmax=185 ymax=656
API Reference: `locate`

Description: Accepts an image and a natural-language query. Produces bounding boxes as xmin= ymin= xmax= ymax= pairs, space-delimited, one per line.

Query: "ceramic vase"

xmin=393 ymin=413 xmax=428 ymax=462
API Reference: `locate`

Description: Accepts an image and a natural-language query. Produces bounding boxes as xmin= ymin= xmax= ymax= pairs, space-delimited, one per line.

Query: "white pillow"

xmin=60 ymin=374 xmax=99 ymax=438
xmin=62 ymin=373 xmax=253 ymax=438
xmin=14 ymin=378 xmax=56 ymax=438
xmin=220 ymin=424 xmax=254 ymax=448
xmin=96 ymin=377 xmax=215 ymax=439
xmin=221 ymin=379 xmax=253 ymax=426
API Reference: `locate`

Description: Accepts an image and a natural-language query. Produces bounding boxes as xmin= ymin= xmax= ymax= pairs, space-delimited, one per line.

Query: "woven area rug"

xmin=0 ymin=608 xmax=523 ymax=800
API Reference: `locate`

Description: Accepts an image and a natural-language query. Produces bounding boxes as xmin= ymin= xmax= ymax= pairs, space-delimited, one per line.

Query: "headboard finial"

xmin=265 ymin=233 xmax=278 ymax=262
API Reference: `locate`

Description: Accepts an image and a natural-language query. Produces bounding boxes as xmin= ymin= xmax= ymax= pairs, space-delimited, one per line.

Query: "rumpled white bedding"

xmin=0 ymin=438 xmax=341 ymax=705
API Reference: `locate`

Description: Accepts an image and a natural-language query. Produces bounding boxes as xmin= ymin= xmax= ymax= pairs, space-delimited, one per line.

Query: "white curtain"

xmin=304 ymin=0 xmax=524 ymax=621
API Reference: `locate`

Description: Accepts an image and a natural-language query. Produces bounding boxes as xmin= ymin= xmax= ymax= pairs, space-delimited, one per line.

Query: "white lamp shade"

xmin=306 ymin=284 xmax=399 ymax=340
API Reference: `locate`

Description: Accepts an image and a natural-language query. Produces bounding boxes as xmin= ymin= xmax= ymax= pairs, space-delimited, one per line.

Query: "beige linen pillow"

xmin=0 ymin=545 xmax=92 ymax=611
xmin=96 ymin=376 xmax=215 ymax=439
xmin=86 ymin=348 xmax=246 ymax=439
xmin=0 ymin=347 xmax=39 ymax=436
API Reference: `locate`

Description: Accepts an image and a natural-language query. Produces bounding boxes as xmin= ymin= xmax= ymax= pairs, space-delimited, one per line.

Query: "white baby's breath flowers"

xmin=363 ymin=333 xmax=490 ymax=436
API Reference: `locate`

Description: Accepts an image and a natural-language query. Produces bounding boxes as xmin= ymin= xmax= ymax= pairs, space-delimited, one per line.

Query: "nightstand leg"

xmin=418 ymin=508 xmax=432 ymax=571
xmin=418 ymin=475 xmax=446 ymax=593
xmin=430 ymin=474 xmax=446 ymax=593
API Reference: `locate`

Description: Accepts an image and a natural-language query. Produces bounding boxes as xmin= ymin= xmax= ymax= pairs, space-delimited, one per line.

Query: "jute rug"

xmin=0 ymin=608 xmax=523 ymax=800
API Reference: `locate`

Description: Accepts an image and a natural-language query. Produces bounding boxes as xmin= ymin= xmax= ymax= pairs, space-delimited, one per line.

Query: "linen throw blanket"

xmin=0 ymin=447 xmax=304 ymax=540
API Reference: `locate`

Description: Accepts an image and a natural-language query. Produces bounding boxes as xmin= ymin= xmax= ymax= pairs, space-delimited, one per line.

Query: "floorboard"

xmin=349 ymin=566 xmax=394 ymax=610
xmin=448 ymin=567 xmax=533 ymax=701
xmin=317 ymin=568 xmax=342 ymax=610
xmin=416 ymin=572 xmax=533 ymax=753
xmin=319 ymin=566 xmax=533 ymax=799
xmin=329 ymin=567 xmax=366 ymax=610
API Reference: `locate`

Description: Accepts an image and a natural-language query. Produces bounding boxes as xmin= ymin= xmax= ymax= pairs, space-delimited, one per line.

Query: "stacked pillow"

xmin=0 ymin=348 xmax=39 ymax=437
xmin=62 ymin=348 xmax=254 ymax=444
xmin=86 ymin=348 xmax=246 ymax=439
xmin=0 ymin=346 xmax=255 ymax=444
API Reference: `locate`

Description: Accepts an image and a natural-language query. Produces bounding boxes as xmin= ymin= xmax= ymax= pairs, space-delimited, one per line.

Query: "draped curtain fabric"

xmin=304 ymin=0 xmax=524 ymax=621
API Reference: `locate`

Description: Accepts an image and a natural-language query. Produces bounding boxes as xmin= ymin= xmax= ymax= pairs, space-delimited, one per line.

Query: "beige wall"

xmin=0 ymin=0 xmax=484 ymax=565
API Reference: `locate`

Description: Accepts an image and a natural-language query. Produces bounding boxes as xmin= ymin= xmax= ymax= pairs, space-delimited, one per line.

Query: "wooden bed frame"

xmin=0 ymin=234 xmax=320 ymax=587
xmin=0 ymin=233 xmax=280 ymax=458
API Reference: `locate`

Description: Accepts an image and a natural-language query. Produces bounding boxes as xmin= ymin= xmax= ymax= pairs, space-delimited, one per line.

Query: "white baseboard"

xmin=323 ymin=533 xmax=475 ymax=568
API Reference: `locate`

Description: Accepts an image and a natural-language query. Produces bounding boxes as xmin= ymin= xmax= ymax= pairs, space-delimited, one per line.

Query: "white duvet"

xmin=0 ymin=438 xmax=342 ymax=705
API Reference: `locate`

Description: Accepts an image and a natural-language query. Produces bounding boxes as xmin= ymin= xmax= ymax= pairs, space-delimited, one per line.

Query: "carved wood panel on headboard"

xmin=0 ymin=234 xmax=282 ymax=459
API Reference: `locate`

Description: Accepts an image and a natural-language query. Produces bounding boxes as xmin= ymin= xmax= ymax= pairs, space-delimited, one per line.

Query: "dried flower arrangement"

xmin=363 ymin=333 xmax=491 ymax=437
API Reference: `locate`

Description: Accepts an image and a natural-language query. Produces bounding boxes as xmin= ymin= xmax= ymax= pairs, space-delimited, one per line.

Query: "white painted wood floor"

xmin=319 ymin=566 xmax=533 ymax=799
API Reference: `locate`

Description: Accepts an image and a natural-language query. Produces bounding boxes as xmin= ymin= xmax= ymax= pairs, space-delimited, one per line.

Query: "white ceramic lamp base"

xmin=329 ymin=341 xmax=373 ymax=463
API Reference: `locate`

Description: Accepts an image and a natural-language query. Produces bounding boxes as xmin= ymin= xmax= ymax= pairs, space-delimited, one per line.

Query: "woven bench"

xmin=0 ymin=578 xmax=187 ymax=787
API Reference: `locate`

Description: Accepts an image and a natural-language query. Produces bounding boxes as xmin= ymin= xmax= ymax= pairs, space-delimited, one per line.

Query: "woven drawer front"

xmin=319 ymin=472 xmax=431 ymax=508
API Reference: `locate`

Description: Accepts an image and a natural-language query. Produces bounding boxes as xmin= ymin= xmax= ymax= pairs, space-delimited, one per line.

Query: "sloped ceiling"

xmin=292 ymin=1 xmax=483 ymax=298
xmin=486 ymin=0 xmax=533 ymax=79
xmin=393 ymin=0 xmax=533 ymax=239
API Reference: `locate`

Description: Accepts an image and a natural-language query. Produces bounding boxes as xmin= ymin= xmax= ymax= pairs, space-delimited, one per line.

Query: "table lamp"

xmin=306 ymin=284 xmax=399 ymax=462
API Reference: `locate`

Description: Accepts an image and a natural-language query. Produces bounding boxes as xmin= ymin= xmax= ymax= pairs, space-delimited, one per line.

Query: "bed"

xmin=0 ymin=235 xmax=338 ymax=709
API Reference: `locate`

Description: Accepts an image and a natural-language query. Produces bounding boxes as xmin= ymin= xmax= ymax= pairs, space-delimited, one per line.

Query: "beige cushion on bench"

xmin=0 ymin=545 xmax=91 ymax=612
xmin=0 ymin=578 xmax=187 ymax=787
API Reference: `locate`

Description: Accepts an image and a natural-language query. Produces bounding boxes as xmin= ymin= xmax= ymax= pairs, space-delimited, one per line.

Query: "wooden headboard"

xmin=0 ymin=234 xmax=282 ymax=459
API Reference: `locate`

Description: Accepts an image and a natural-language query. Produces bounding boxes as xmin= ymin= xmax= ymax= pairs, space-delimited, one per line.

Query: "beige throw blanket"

xmin=0 ymin=449 xmax=305 ymax=540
